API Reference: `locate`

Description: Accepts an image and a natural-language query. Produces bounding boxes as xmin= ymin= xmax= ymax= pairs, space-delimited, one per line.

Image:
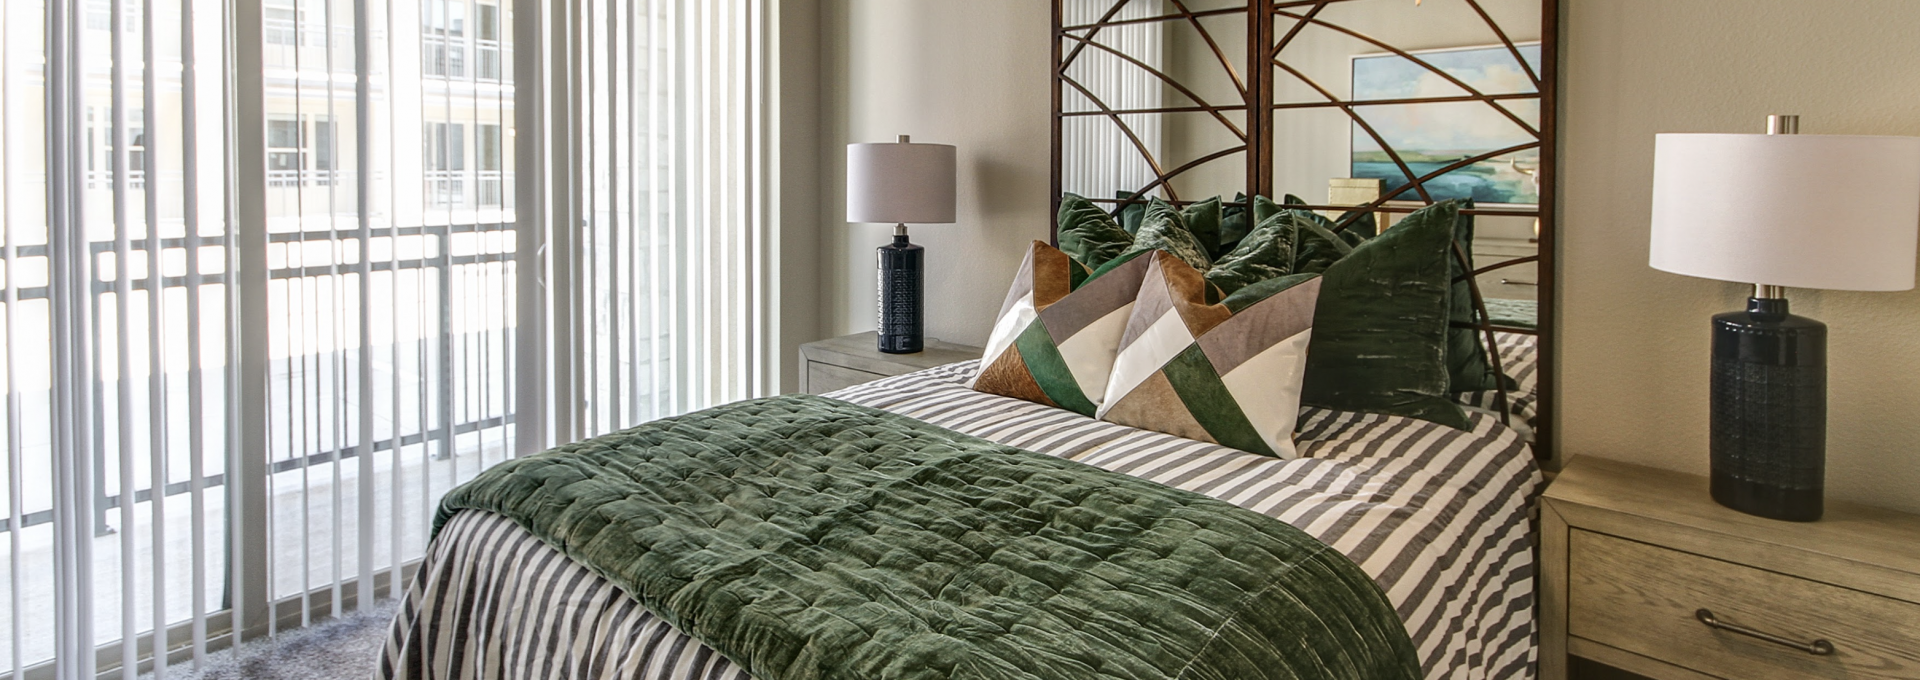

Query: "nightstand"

xmin=1540 ymin=457 xmax=1920 ymax=680
xmin=797 ymin=331 xmax=983 ymax=395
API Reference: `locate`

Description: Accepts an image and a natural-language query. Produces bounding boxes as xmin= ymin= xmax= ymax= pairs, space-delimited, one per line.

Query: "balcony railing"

xmin=268 ymin=169 xmax=341 ymax=188
xmin=0 ymin=221 xmax=519 ymax=537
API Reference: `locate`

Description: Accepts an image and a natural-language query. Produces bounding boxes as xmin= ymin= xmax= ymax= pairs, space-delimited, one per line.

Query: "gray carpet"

xmin=146 ymin=601 xmax=397 ymax=680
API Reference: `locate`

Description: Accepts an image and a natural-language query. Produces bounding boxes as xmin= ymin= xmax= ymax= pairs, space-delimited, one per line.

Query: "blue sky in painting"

xmin=1351 ymin=44 xmax=1542 ymax=155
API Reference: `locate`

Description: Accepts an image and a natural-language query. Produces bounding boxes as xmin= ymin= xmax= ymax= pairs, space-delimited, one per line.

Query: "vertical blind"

xmin=1059 ymin=0 xmax=1165 ymax=200
xmin=1 ymin=0 xmax=782 ymax=678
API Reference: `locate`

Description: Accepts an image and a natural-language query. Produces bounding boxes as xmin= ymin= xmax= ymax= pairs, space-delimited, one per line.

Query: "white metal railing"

xmin=424 ymin=170 xmax=465 ymax=206
xmin=477 ymin=170 xmax=505 ymax=206
xmin=84 ymin=169 xmax=146 ymax=190
xmin=477 ymin=40 xmax=502 ymax=81
xmin=421 ymin=35 xmax=466 ymax=79
xmin=266 ymin=169 xmax=339 ymax=188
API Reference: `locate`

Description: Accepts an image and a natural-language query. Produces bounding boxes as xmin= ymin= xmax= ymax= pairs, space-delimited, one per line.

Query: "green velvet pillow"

xmin=1057 ymin=193 xmax=1134 ymax=270
xmin=1177 ymin=196 xmax=1224 ymax=257
xmin=1300 ymin=201 xmax=1471 ymax=430
xmin=1281 ymin=195 xmax=1503 ymax=394
xmin=1204 ymin=211 xmax=1294 ymax=295
xmin=1217 ymin=193 xmax=1251 ymax=258
xmin=1290 ymin=213 xmax=1354 ymax=275
xmin=1121 ymin=198 xmax=1213 ymax=271
xmin=1442 ymin=202 xmax=1509 ymax=393
xmin=1283 ymin=194 xmax=1376 ymax=248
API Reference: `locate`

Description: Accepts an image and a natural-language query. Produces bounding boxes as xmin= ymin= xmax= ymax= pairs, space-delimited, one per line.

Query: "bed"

xmin=379 ymin=338 xmax=1543 ymax=680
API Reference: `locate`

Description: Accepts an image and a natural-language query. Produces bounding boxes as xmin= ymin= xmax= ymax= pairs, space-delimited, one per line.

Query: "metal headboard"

xmin=1051 ymin=0 xmax=1558 ymax=458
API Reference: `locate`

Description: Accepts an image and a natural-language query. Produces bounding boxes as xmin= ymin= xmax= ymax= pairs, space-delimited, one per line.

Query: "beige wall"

xmin=813 ymin=0 xmax=1920 ymax=512
xmin=777 ymin=0 xmax=823 ymax=393
xmin=816 ymin=0 xmax=1053 ymax=348
xmin=1560 ymin=0 xmax=1920 ymax=513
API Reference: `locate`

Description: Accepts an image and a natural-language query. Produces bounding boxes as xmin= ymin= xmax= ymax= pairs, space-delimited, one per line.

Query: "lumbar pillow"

xmin=972 ymin=242 xmax=1156 ymax=416
xmin=1299 ymin=201 xmax=1471 ymax=430
xmin=1097 ymin=251 xmax=1322 ymax=458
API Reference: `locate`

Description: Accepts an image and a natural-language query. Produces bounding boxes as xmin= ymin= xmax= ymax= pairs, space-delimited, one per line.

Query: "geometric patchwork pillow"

xmin=970 ymin=242 xmax=1155 ymax=417
xmin=1096 ymin=251 xmax=1322 ymax=458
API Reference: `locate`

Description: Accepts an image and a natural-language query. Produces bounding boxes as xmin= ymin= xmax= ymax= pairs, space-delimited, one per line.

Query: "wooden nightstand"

xmin=797 ymin=332 xmax=983 ymax=395
xmin=1540 ymin=457 xmax=1920 ymax=680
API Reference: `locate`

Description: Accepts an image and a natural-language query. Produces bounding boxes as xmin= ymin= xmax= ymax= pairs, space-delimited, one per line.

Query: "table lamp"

xmin=847 ymin=135 xmax=957 ymax=354
xmin=1649 ymin=115 xmax=1920 ymax=522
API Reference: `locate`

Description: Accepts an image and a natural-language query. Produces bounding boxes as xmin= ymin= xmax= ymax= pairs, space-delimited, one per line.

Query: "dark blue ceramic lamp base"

xmin=1709 ymin=297 xmax=1826 ymax=522
xmin=877 ymin=234 xmax=923 ymax=354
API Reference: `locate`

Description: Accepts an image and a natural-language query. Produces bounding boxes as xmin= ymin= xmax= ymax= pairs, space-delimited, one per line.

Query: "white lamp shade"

xmin=847 ymin=141 xmax=957 ymax=224
xmin=1649 ymin=133 xmax=1920 ymax=291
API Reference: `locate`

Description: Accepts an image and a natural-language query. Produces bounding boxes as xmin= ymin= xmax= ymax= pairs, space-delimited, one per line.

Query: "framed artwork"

xmin=1351 ymin=42 xmax=1543 ymax=205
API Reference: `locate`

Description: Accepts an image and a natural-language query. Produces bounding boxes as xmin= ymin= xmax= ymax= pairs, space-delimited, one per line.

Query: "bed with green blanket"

xmin=381 ymin=362 xmax=1540 ymax=680
xmin=420 ymin=394 xmax=1417 ymax=680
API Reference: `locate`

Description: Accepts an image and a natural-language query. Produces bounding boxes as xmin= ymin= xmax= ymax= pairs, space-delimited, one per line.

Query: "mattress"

xmin=381 ymin=362 xmax=1542 ymax=680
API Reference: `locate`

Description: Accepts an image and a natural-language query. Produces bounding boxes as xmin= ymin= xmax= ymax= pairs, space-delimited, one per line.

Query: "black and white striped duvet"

xmin=381 ymin=362 xmax=1543 ymax=680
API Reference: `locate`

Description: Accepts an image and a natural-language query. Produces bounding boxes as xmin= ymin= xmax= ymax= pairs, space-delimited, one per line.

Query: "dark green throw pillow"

xmin=1280 ymin=194 xmax=1504 ymax=394
xmin=1057 ymin=193 xmax=1134 ymax=270
xmin=1114 ymin=191 xmax=1146 ymax=235
xmin=1300 ymin=201 xmax=1471 ymax=430
xmin=1178 ymin=196 xmax=1224 ymax=258
xmin=1442 ymin=202 xmax=1512 ymax=393
xmin=1283 ymin=194 xmax=1376 ymax=248
xmin=1289 ymin=213 xmax=1353 ymax=275
xmin=1205 ymin=211 xmax=1294 ymax=295
xmin=1218 ymin=193 xmax=1251 ymax=258
xmin=1121 ymin=198 xmax=1213 ymax=271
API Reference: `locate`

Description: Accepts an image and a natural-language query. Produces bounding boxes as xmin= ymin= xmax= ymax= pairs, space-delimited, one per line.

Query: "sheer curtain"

xmin=1 ymin=1 xmax=781 ymax=678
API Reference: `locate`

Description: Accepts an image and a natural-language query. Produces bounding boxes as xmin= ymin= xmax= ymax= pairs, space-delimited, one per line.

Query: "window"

xmin=267 ymin=118 xmax=305 ymax=187
xmin=83 ymin=107 xmax=147 ymax=189
xmin=425 ymin=122 xmax=466 ymax=206
xmin=477 ymin=123 xmax=503 ymax=206
xmin=476 ymin=4 xmax=502 ymax=81
xmin=266 ymin=4 xmax=300 ymax=46
xmin=423 ymin=0 xmax=468 ymax=79
xmin=264 ymin=117 xmax=337 ymax=186
xmin=314 ymin=120 xmax=335 ymax=172
xmin=13 ymin=2 xmax=778 ymax=677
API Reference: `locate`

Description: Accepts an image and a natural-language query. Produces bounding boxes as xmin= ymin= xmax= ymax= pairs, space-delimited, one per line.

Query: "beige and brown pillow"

xmin=970 ymin=242 xmax=1155 ymax=417
xmin=1097 ymin=251 xmax=1321 ymax=458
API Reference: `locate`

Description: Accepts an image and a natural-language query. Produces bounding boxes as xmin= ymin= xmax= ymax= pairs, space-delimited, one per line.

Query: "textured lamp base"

xmin=877 ymin=233 xmax=924 ymax=354
xmin=1709 ymin=297 xmax=1826 ymax=522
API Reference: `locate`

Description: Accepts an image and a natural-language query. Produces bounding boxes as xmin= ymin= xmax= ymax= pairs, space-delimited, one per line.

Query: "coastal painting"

xmin=1351 ymin=43 xmax=1542 ymax=205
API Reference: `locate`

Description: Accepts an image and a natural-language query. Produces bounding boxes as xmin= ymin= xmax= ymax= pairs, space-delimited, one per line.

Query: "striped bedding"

xmin=381 ymin=361 xmax=1543 ymax=680
xmin=1457 ymin=332 xmax=1540 ymax=441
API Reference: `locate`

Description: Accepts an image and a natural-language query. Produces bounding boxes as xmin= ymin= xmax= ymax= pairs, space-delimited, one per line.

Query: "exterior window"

xmin=314 ymin=120 xmax=336 ymax=172
xmin=477 ymin=123 xmax=502 ymax=206
xmin=424 ymin=0 xmax=468 ymax=79
xmin=477 ymin=4 xmax=502 ymax=81
xmin=267 ymin=117 xmax=335 ymax=186
xmin=84 ymin=107 xmax=147 ymax=189
xmin=425 ymin=122 xmax=466 ymax=206
xmin=268 ymin=119 xmax=306 ymax=172
xmin=266 ymin=5 xmax=300 ymax=46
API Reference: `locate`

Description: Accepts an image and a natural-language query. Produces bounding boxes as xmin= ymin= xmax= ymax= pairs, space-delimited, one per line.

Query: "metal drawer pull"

xmin=1498 ymin=278 xmax=1538 ymax=286
xmin=1695 ymin=609 xmax=1835 ymax=656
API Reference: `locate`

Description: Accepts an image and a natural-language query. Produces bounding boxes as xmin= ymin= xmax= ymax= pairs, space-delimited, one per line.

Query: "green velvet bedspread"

xmin=434 ymin=394 xmax=1419 ymax=680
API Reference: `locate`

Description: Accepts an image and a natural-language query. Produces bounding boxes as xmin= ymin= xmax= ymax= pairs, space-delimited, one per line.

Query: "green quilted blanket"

xmin=434 ymin=394 xmax=1419 ymax=680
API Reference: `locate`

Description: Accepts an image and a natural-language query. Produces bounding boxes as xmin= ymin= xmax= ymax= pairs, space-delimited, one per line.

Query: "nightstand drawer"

xmin=805 ymin=363 xmax=887 ymax=395
xmin=1569 ymin=529 xmax=1920 ymax=679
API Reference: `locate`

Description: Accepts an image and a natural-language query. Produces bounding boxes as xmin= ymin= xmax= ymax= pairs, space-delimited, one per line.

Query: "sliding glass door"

xmin=1 ymin=0 xmax=781 ymax=678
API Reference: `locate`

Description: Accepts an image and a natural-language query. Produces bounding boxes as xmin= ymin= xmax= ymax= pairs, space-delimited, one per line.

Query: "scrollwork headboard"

xmin=1051 ymin=0 xmax=1557 ymax=457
